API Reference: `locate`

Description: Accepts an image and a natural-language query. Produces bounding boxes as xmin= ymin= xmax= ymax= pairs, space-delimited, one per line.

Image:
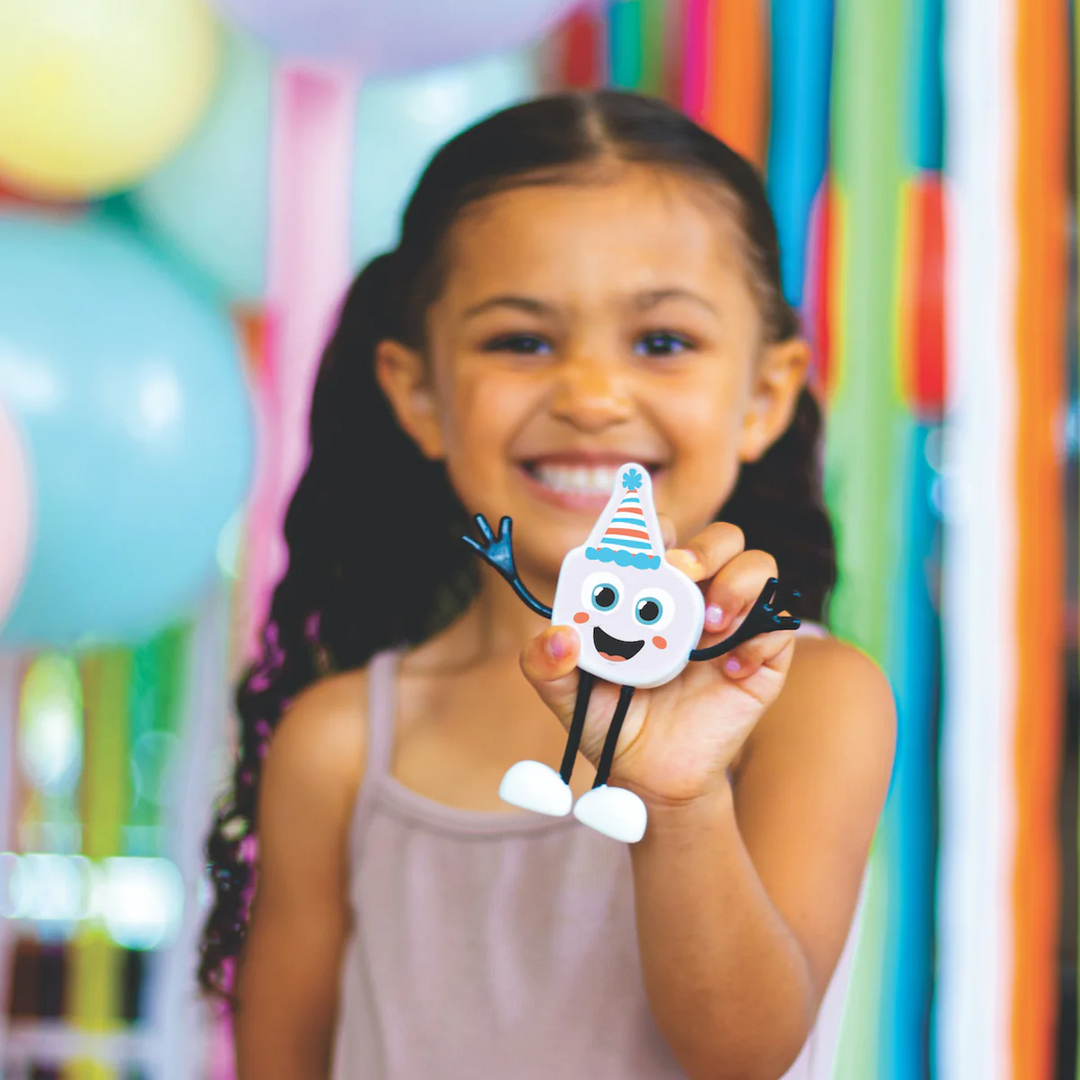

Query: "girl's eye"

xmin=635 ymin=597 xmax=663 ymax=625
xmin=591 ymin=583 xmax=620 ymax=611
xmin=634 ymin=331 xmax=694 ymax=358
xmin=483 ymin=333 xmax=552 ymax=356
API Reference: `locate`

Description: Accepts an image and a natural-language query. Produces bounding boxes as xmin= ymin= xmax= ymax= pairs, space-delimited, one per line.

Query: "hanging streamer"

xmin=1013 ymin=1 xmax=1067 ymax=1075
xmin=705 ymin=0 xmax=768 ymax=167
xmin=249 ymin=63 xmax=360 ymax=662
xmin=938 ymin=0 xmax=1017 ymax=1073
xmin=556 ymin=6 xmax=605 ymax=88
xmin=607 ymin=0 xmax=665 ymax=94
xmin=681 ymin=0 xmax=712 ymax=124
xmin=66 ymin=649 xmax=132 ymax=1080
xmin=825 ymin=1 xmax=909 ymax=1076
xmin=802 ymin=179 xmax=833 ymax=396
xmin=765 ymin=0 xmax=833 ymax=307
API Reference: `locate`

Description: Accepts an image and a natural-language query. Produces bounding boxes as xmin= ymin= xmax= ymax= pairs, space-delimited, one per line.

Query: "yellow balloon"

xmin=0 ymin=0 xmax=219 ymax=199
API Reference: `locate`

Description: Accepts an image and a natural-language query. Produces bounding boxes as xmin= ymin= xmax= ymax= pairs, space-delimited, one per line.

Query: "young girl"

xmin=199 ymin=91 xmax=896 ymax=1079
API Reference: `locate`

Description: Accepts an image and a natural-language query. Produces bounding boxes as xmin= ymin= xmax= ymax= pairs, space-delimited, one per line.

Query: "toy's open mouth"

xmin=594 ymin=626 xmax=645 ymax=662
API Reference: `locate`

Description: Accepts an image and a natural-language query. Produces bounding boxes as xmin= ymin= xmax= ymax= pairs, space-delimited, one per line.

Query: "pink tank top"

xmin=331 ymin=638 xmax=862 ymax=1079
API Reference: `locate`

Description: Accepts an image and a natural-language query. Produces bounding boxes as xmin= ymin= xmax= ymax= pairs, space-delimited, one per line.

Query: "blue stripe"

xmin=600 ymin=536 xmax=651 ymax=550
xmin=620 ymin=497 xmax=640 ymax=504
xmin=610 ymin=517 xmax=647 ymax=527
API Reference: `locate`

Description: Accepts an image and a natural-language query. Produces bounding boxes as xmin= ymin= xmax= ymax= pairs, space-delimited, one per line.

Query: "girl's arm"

xmin=628 ymin=638 xmax=895 ymax=1080
xmin=234 ymin=672 xmax=368 ymax=1080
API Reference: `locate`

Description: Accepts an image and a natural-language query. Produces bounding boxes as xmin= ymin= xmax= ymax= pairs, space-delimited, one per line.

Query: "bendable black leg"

xmin=593 ymin=684 xmax=635 ymax=789
xmin=559 ymin=669 xmax=595 ymax=784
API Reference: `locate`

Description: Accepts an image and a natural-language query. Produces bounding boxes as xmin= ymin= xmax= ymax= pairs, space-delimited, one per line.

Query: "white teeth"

xmin=534 ymin=464 xmax=620 ymax=496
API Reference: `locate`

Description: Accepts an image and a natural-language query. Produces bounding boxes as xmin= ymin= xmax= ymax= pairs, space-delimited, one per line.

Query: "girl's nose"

xmin=549 ymin=358 xmax=634 ymax=432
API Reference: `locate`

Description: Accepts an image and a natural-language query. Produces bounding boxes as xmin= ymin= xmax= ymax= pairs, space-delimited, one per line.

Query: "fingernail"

xmin=724 ymin=657 xmax=740 ymax=675
xmin=547 ymin=628 xmax=573 ymax=660
xmin=705 ymin=604 xmax=724 ymax=629
xmin=667 ymin=549 xmax=699 ymax=573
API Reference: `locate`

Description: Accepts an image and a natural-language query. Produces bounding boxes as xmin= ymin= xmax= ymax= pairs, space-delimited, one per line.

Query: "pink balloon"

xmin=212 ymin=0 xmax=580 ymax=72
xmin=0 ymin=398 xmax=32 ymax=630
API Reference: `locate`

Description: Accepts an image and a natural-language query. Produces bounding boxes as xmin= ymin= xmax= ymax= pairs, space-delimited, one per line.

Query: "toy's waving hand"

xmin=463 ymin=513 xmax=552 ymax=619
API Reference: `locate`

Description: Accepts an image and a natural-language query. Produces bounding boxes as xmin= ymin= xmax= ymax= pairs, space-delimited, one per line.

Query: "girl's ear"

xmin=374 ymin=340 xmax=446 ymax=460
xmin=738 ymin=337 xmax=811 ymax=463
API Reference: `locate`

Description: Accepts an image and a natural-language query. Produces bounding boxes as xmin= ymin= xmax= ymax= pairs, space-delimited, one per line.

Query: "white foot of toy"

xmin=573 ymin=785 xmax=648 ymax=843
xmin=499 ymin=760 xmax=573 ymax=817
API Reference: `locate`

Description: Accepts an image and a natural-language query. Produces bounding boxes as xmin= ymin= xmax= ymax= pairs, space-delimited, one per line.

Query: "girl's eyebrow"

xmin=633 ymin=288 xmax=717 ymax=315
xmin=462 ymin=289 xmax=717 ymax=320
xmin=463 ymin=295 xmax=557 ymax=320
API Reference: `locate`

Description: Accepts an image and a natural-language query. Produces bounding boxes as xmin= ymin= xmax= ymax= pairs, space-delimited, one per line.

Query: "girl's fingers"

xmin=700 ymin=548 xmax=779 ymax=635
xmin=520 ymin=625 xmax=581 ymax=729
xmin=666 ymin=522 xmax=745 ymax=584
xmin=720 ymin=626 xmax=796 ymax=681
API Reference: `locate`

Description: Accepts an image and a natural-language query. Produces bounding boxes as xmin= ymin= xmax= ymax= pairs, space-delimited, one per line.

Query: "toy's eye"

xmin=581 ymin=571 xmax=625 ymax=613
xmin=631 ymin=587 xmax=674 ymax=631
xmin=635 ymin=597 xmax=663 ymax=624
xmin=592 ymin=583 xmax=620 ymax=611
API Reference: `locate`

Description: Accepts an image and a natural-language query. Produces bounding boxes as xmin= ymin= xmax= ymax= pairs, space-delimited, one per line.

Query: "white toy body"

xmin=550 ymin=464 xmax=704 ymax=690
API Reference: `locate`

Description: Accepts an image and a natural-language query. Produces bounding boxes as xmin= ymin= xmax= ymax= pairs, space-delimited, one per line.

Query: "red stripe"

xmin=604 ymin=528 xmax=650 ymax=540
xmin=618 ymin=506 xmax=644 ymax=514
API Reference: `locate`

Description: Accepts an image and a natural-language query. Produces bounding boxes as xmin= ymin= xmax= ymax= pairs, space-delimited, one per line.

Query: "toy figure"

xmin=464 ymin=463 xmax=800 ymax=842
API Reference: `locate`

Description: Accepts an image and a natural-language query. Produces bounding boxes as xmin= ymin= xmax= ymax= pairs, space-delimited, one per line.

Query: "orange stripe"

xmin=1013 ymin=0 xmax=1067 ymax=1075
xmin=704 ymin=0 xmax=769 ymax=168
xmin=604 ymin=528 xmax=650 ymax=540
xmin=617 ymin=506 xmax=644 ymax=514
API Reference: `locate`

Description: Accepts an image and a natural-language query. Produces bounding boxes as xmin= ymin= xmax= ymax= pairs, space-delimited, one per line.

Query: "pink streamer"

xmin=681 ymin=0 xmax=711 ymax=124
xmin=243 ymin=62 xmax=360 ymax=664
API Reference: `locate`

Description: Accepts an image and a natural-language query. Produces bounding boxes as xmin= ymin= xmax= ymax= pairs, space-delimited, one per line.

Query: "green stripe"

xmin=826 ymin=1 xmax=910 ymax=1075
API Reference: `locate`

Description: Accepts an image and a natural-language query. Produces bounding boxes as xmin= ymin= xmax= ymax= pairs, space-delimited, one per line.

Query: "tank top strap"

xmin=347 ymin=649 xmax=399 ymax=853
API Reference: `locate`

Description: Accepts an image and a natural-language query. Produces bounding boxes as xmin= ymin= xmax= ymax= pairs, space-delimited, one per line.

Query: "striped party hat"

xmin=584 ymin=463 xmax=662 ymax=570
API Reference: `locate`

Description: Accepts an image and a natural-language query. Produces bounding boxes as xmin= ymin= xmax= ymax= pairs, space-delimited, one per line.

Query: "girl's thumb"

xmin=520 ymin=626 xmax=581 ymax=729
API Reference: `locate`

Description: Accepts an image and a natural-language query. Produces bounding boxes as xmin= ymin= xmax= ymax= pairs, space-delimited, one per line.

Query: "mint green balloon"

xmin=133 ymin=38 xmax=536 ymax=302
xmin=133 ymin=30 xmax=272 ymax=304
xmin=351 ymin=50 xmax=538 ymax=265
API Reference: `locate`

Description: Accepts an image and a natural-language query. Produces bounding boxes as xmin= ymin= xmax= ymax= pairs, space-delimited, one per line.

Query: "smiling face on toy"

xmin=550 ymin=464 xmax=705 ymax=689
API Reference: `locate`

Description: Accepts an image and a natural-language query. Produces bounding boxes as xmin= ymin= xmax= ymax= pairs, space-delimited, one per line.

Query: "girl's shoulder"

xmin=742 ymin=633 xmax=896 ymax=787
xmin=260 ymin=665 xmax=372 ymax=831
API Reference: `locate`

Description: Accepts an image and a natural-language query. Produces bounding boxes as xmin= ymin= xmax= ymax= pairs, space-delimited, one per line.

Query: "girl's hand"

xmin=521 ymin=521 xmax=796 ymax=807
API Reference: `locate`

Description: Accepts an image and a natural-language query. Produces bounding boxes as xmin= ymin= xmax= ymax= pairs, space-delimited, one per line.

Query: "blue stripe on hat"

xmin=600 ymin=536 xmax=652 ymax=550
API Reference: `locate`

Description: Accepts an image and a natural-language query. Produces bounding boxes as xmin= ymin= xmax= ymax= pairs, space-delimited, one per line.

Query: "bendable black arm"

xmin=462 ymin=514 xmax=553 ymax=620
xmin=689 ymin=577 xmax=800 ymax=662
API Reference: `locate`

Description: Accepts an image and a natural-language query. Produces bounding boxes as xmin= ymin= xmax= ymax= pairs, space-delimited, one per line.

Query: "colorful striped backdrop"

xmin=1 ymin=2 xmax=1075 ymax=1077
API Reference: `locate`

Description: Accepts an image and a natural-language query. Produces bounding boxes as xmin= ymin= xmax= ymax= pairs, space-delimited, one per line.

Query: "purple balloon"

xmin=211 ymin=0 xmax=582 ymax=72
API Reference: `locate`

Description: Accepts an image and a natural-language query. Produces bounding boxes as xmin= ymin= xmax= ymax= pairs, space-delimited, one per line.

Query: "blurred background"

xmin=0 ymin=0 xmax=1070 ymax=1077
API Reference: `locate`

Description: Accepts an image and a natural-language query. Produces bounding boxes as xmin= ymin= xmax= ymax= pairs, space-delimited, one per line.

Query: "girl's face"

xmin=378 ymin=164 xmax=808 ymax=582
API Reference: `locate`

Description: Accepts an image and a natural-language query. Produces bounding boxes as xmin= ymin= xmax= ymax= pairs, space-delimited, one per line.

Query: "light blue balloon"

xmin=133 ymin=31 xmax=272 ymax=304
xmin=352 ymin=50 xmax=539 ymax=264
xmin=0 ymin=214 xmax=254 ymax=648
xmin=131 ymin=43 xmax=537 ymax=299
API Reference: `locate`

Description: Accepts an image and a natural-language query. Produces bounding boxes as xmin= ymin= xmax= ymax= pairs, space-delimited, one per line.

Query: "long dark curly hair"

xmin=198 ymin=89 xmax=836 ymax=1003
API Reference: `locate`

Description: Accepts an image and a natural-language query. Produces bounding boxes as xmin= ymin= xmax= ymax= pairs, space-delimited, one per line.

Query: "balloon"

xmin=132 ymin=30 xmax=271 ymax=303
xmin=352 ymin=51 xmax=538 ymax=264
xmin=0 ymin=215 xmax=254 ymax=648
xmin=133 ymin=44 xmax=538 ymax=301
xmin=0 ymin=396 xmax=33 ymax=630
xmin=211 ymin=0 xmax=577 ymax=72
xmin=0 ymin=0 xmax=219 ymax=200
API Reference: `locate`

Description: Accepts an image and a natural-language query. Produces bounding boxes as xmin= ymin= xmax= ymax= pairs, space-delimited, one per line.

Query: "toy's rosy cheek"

xmin=652 ymin=636 xmax=667 ymax=649
xmin=574 ymin=612 xmax=589 ymax=624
